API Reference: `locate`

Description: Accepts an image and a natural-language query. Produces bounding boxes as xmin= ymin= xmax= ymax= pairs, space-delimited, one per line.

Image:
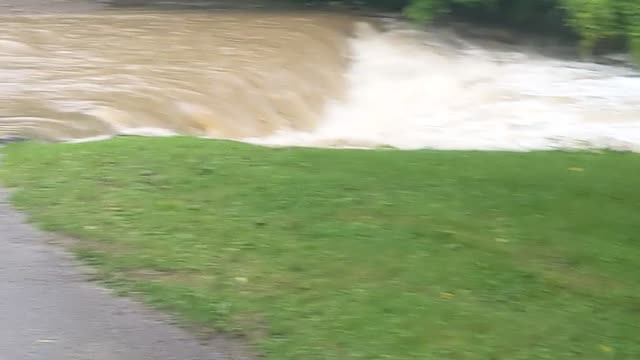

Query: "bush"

xmin=296 ymin=0 xmax=640 ymax=62
xmin=404 ymin=0 xmax=640 ymax=62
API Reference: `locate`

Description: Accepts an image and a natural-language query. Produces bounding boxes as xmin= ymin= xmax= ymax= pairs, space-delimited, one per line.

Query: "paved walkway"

xmin=0 ymin=188 xmax=244 ymax=360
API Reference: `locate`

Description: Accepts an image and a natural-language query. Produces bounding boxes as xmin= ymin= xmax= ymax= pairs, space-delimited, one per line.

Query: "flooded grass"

xmin=2 ymin=136 xmax=640 ymax=359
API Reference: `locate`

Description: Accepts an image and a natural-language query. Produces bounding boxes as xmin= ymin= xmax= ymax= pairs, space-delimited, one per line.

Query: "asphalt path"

xmin=0 ymin=188 xmax=246 ymax=360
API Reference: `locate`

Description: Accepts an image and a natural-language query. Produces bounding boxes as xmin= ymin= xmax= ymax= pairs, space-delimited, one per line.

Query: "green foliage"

xmin=300 ymin=0 xmax=640 ymax=59
xmin=403 ymin=0 xmax=640 ymax=61
xmin=404 ymin=0 xmax=485 ymax=21
xmin=403 ymin=0 xmax=442 ymax=21
xmin=630 ymin=23 xmax=640 ymax=63
xmin=560 ymin=0 xmax=638 ymax=57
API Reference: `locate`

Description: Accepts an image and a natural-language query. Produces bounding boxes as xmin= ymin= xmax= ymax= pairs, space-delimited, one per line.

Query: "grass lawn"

xmin=1 ymin=137 xmax=639 ymax=360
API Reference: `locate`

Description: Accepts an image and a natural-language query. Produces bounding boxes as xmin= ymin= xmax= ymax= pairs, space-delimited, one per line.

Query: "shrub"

xmin=404 ymin=0 xmax=640 ymax=62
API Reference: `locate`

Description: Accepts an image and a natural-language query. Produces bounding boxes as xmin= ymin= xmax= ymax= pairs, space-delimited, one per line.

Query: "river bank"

xmin=2 ymin=137 xmax=639 ymax=359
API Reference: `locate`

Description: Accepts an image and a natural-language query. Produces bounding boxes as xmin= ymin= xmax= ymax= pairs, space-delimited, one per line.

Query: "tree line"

xmin=302 ymin=0 xmax=640 ymax=61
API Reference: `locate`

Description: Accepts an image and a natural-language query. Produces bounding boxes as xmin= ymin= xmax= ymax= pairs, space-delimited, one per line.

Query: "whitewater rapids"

xmin=1 ymin=1 xmax=639 ymax=152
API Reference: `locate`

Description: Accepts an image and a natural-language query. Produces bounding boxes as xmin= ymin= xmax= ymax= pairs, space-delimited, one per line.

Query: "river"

xmin=2 ymin=0 xmax=640 ymax=151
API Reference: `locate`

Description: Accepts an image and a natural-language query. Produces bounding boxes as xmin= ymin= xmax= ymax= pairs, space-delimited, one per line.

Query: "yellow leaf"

xmin=568 ymin=167 xmax=584 ymax=172
xmin=234 ymin=276 xmax=248 ymax=284
xmin=439 ymin=292 xmax=455 ymax=300
xmin=599 ymin=344 xmax=613 ymax=353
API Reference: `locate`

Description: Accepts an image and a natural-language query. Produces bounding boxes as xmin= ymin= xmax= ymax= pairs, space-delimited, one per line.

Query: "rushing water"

xmin=2 ymin=0 xmax=640 ymax=151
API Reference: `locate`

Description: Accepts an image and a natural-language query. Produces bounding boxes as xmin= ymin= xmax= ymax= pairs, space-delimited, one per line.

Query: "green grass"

xmin=2 ymin=137 xmax=640 ymax=360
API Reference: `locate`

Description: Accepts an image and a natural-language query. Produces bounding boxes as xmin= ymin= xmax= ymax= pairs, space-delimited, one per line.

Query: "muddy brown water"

xmin=0 ymin=0 xmax=354 ymax=140
xmin=2 ymin=0 xmax=640 ymax=150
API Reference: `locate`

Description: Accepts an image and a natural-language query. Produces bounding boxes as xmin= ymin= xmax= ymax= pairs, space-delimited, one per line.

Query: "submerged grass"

xmin=1 ymin=137 xmax=639 ymax=359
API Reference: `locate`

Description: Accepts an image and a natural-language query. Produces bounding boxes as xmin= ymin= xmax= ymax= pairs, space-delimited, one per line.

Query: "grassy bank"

xmin=2 ymin=137 xmax=639 ymax=359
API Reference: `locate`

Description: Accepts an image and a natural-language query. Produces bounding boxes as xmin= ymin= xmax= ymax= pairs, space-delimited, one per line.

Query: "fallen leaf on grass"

xmin=599 ymin=344 xmax=613 ymax=353
xmin=234 ymin=276 xmax=249 ymax=284
xmin=439 ymin=292 xmax=455 ymax=300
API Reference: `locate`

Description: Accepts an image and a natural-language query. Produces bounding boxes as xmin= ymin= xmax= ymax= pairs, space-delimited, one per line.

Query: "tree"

xmin=403 ymin=0 xmax=640 ymax=62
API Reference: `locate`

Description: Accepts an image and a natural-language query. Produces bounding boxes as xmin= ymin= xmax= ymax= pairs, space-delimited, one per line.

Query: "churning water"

xmin=2 ymin=0 xmax=640 ymax=151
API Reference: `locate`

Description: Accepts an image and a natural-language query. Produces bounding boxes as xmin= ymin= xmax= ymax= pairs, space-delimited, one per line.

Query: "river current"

xmin=2 ymin=0 xmax=640 ymax=151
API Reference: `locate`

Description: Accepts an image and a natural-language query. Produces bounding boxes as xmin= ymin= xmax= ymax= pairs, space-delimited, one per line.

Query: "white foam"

xmin=0 ymin=39 xmax=39 ymax=55
xmin=66 ymin=134 xmax=114 ymax=143
xmin=116 ymin=127 xmax=178 ymax=137
xmin=66 ymin=128 xmax=177 ymax=144
xmin=247 ymin=26 xmax=640 ymax=152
